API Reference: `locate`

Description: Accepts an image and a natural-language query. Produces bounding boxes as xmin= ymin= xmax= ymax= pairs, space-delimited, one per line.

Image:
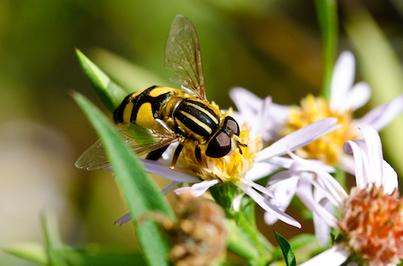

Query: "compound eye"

xmin=224 ymin=116 xmax=240 ymax=136
xmin=206 ymin=131 xmax=231 ymax=158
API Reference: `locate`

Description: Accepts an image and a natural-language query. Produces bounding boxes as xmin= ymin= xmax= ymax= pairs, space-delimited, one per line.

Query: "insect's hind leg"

xmin=170 ymin=143 xmax=184 ymax=169
xmin=195 ymin=145 xmax=202 ymax=164
xmin=146 ymin=145 xmax=169 ymax=161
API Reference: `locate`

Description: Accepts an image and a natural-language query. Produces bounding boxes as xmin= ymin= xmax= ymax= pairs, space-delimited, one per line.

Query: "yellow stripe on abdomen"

xmin=123 ymin=101 xmax=134 ymax=123
xmin=135 ymin=102 xmax=160 ymax=130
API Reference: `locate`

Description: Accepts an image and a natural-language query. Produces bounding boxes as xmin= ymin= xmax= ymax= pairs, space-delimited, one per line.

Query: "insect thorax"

xmin=173 ymin=98 xmax=221 ymax=142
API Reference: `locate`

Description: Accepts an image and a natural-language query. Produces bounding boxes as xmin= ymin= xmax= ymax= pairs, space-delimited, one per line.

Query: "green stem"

xmin=334 ymin=166 xmax=346 ymax=189
xmin=316 ymin=0 xmax=338 ymax=100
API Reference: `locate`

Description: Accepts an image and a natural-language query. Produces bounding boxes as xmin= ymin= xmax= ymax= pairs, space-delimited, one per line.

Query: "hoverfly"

xmin=76 ymin=15 xmax=245 ymax=170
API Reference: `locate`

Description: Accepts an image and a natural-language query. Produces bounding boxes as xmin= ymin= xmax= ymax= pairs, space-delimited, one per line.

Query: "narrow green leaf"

xmin=3 ymin=243 xmax=48 ymax=265
xmin=92 ymin=48 xmax=168 ymax=90
xmin=41 ymin=213 xmax=68 ymax=266
xmin=73 ymin=92 xmax=174 ymax=266
xmin=274 ymin=232 xmax=296 ymax=266
xmin=76 ymin=49 xmax=128 ymax=112
xmin=316 ymin=0 xmax=338 ymax=100
xmin=64 ymin=247 xmax=146 ymax=266
xmin=4 ymin=244 xmax=147 ymax=266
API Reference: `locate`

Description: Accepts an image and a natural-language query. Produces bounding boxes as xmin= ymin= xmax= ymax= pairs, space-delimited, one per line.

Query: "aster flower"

xmin=122 ymin=112 xmax=339 ymax=228
xmin=288 ymin=126 xmax=402 ymax=266
xmin=230 ymin=51 xmax=403 ymax=171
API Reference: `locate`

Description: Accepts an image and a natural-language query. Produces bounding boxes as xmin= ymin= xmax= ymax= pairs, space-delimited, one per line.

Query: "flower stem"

xmin=316 ymin=0 xmax=338 ymax=100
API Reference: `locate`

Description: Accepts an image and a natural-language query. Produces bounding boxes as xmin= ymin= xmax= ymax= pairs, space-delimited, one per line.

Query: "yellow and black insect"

xmin=76 ymin=15 xmax=244 ymax=170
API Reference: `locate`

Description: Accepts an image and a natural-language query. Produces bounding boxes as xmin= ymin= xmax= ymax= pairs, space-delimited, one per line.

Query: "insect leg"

xmin=235 ymin=138 xmax=247 ymax=155
xmin=195 ymin=145 xmax=202 ymax=163
xmin=170 ymin=143 xmax=184 ymax=169
xmin=146 ymin=145 xmax=169 ymax=160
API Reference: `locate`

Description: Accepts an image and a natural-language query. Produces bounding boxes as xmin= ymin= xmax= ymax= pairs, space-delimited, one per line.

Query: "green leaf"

xmin=5 ymin=244 xmax=147 ymax=266
xmin=274 ymin=232 xmax=296 ymax=266
xmin=316 ymin=0 xmax=338 ymax=100
xmin=3 ymin=243 xmax=48 ymax=265
xmin=41 ymin=213 xmax=68 ymax=266
xmin=64 ymin=247 xmax=146 ymax=266
xmin=76 ymin=49 xmax=128 ymax=112
xmin=73 ymin=92 xmax=174 ymax=266
xmin=91 ymin=48 xmax=168 ymax=90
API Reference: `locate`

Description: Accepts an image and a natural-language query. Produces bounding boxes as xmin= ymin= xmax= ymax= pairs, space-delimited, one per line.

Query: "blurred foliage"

xmin=0 ymin=0 xmax=403 ymax=265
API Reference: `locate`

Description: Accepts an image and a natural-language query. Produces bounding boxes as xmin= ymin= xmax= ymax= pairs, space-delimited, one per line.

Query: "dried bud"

xmin=164 ymin=193 xmax=227 ymax=266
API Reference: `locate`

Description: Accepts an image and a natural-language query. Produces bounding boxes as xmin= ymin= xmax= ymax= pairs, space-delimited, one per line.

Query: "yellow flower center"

xmin=339 ymin=185 xmax=403 ymax=266
xmin=177 ymin=125 xmax=262 ymax=183
xmin=284 ymin=95 xmax=356 ymax=165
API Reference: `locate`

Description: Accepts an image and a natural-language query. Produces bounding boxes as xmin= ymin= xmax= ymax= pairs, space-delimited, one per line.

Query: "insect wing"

xmin=165 ymin=15 xmax=207 ymax=100
xmin=75 ymin=139 xmax=110 ymax=170
xmin=75 ymin=126 xmax=178 ymax=171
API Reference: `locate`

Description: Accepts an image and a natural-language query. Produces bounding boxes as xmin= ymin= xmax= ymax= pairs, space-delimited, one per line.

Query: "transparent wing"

xmin=75 ymin=124 xmax=178 ymax=171
xmin=75 ymin=139 xmax=109 ymax=170
xmin=165 ymin=15 xmax=206 ymax=100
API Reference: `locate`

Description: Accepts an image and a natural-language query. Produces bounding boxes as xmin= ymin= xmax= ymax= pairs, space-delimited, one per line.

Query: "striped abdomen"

xmin=174 ymin=99 xmax=220 ymax=141
xmin=113 ymin=86 xmax=173 ymax=130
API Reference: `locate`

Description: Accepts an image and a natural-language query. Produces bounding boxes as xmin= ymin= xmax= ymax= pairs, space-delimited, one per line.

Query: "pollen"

xmin=284 ymin=95 xmax=356 ymax=165
xmin=338 ymin=185 xmax=403 ymax=266
xmin=178 ymin=125 xmax=262 ymax=183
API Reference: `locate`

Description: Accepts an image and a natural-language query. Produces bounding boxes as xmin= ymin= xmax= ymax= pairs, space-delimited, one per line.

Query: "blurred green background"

xmin=1 ymin=0 xmax=402 ymax=265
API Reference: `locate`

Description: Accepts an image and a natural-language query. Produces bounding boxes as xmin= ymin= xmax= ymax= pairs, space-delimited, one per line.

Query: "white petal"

xmin=268 ymin=170 xmax=296 ymax=186
xmin=264 ymin=176 xmax=299 ymax=224
xmin=243 ymin=179 xmax=274 ymax=198
xmin=174 ymin=179 xmax=219 ymax=197
xmin=244 ymin=161 xmax=280 ymax=181
xmin=296 ymin=180 xmax=338 ymax=228
xmin=357 ymin=95 xmax=403 ymax=131
xmin=288 ymin=152 xmax=335 ymax=173
xmin=339 ymin=154 xmax=356 ymax=175
xmin=343 ymin=82 xmax=371 ymax=111
xmin=229 ymin=87 xmax=262 ymax=122
xmin=382 ymin=161 xmax=399 ymax=194
xmin=315 ymin=171 xmax=348 ymax=204
xmin=267 ymin=156 xmax=295 ymax=169
xmin=240 ymin=182 xmax=301 ymax=228
xmin=313 ymin=190 xmax=333 ymax=245
xmin=263 ymin=102 xmax=291 ymax=141
xmin=141 ymin=160 xmax=200 ymax=183
xmin=300 ymin=245 xmax=349 ymax=266
xmin=253 ymin=96 xmax=273 ymax=138
xmin=359 ymin=126 xmax=383 ymax=186
xmin=255 ymin=118 xmax=339 ymax=161
xmin=313 ymin=212 xmax=331 ymax=246
xmin=161 ymin=181 xmax=180 ymax=194
xmin=232 ymin=194 xmax=244 ymax=212
xmin=300 ymin=173 xmax=342 ymax=207
xmin=344 ymin=141 xmax=368 ymax=189
xmin=230 ymin=87 xmax=279 ymax=139
xmin=330 ymin=51 xmax=356 ymax=112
